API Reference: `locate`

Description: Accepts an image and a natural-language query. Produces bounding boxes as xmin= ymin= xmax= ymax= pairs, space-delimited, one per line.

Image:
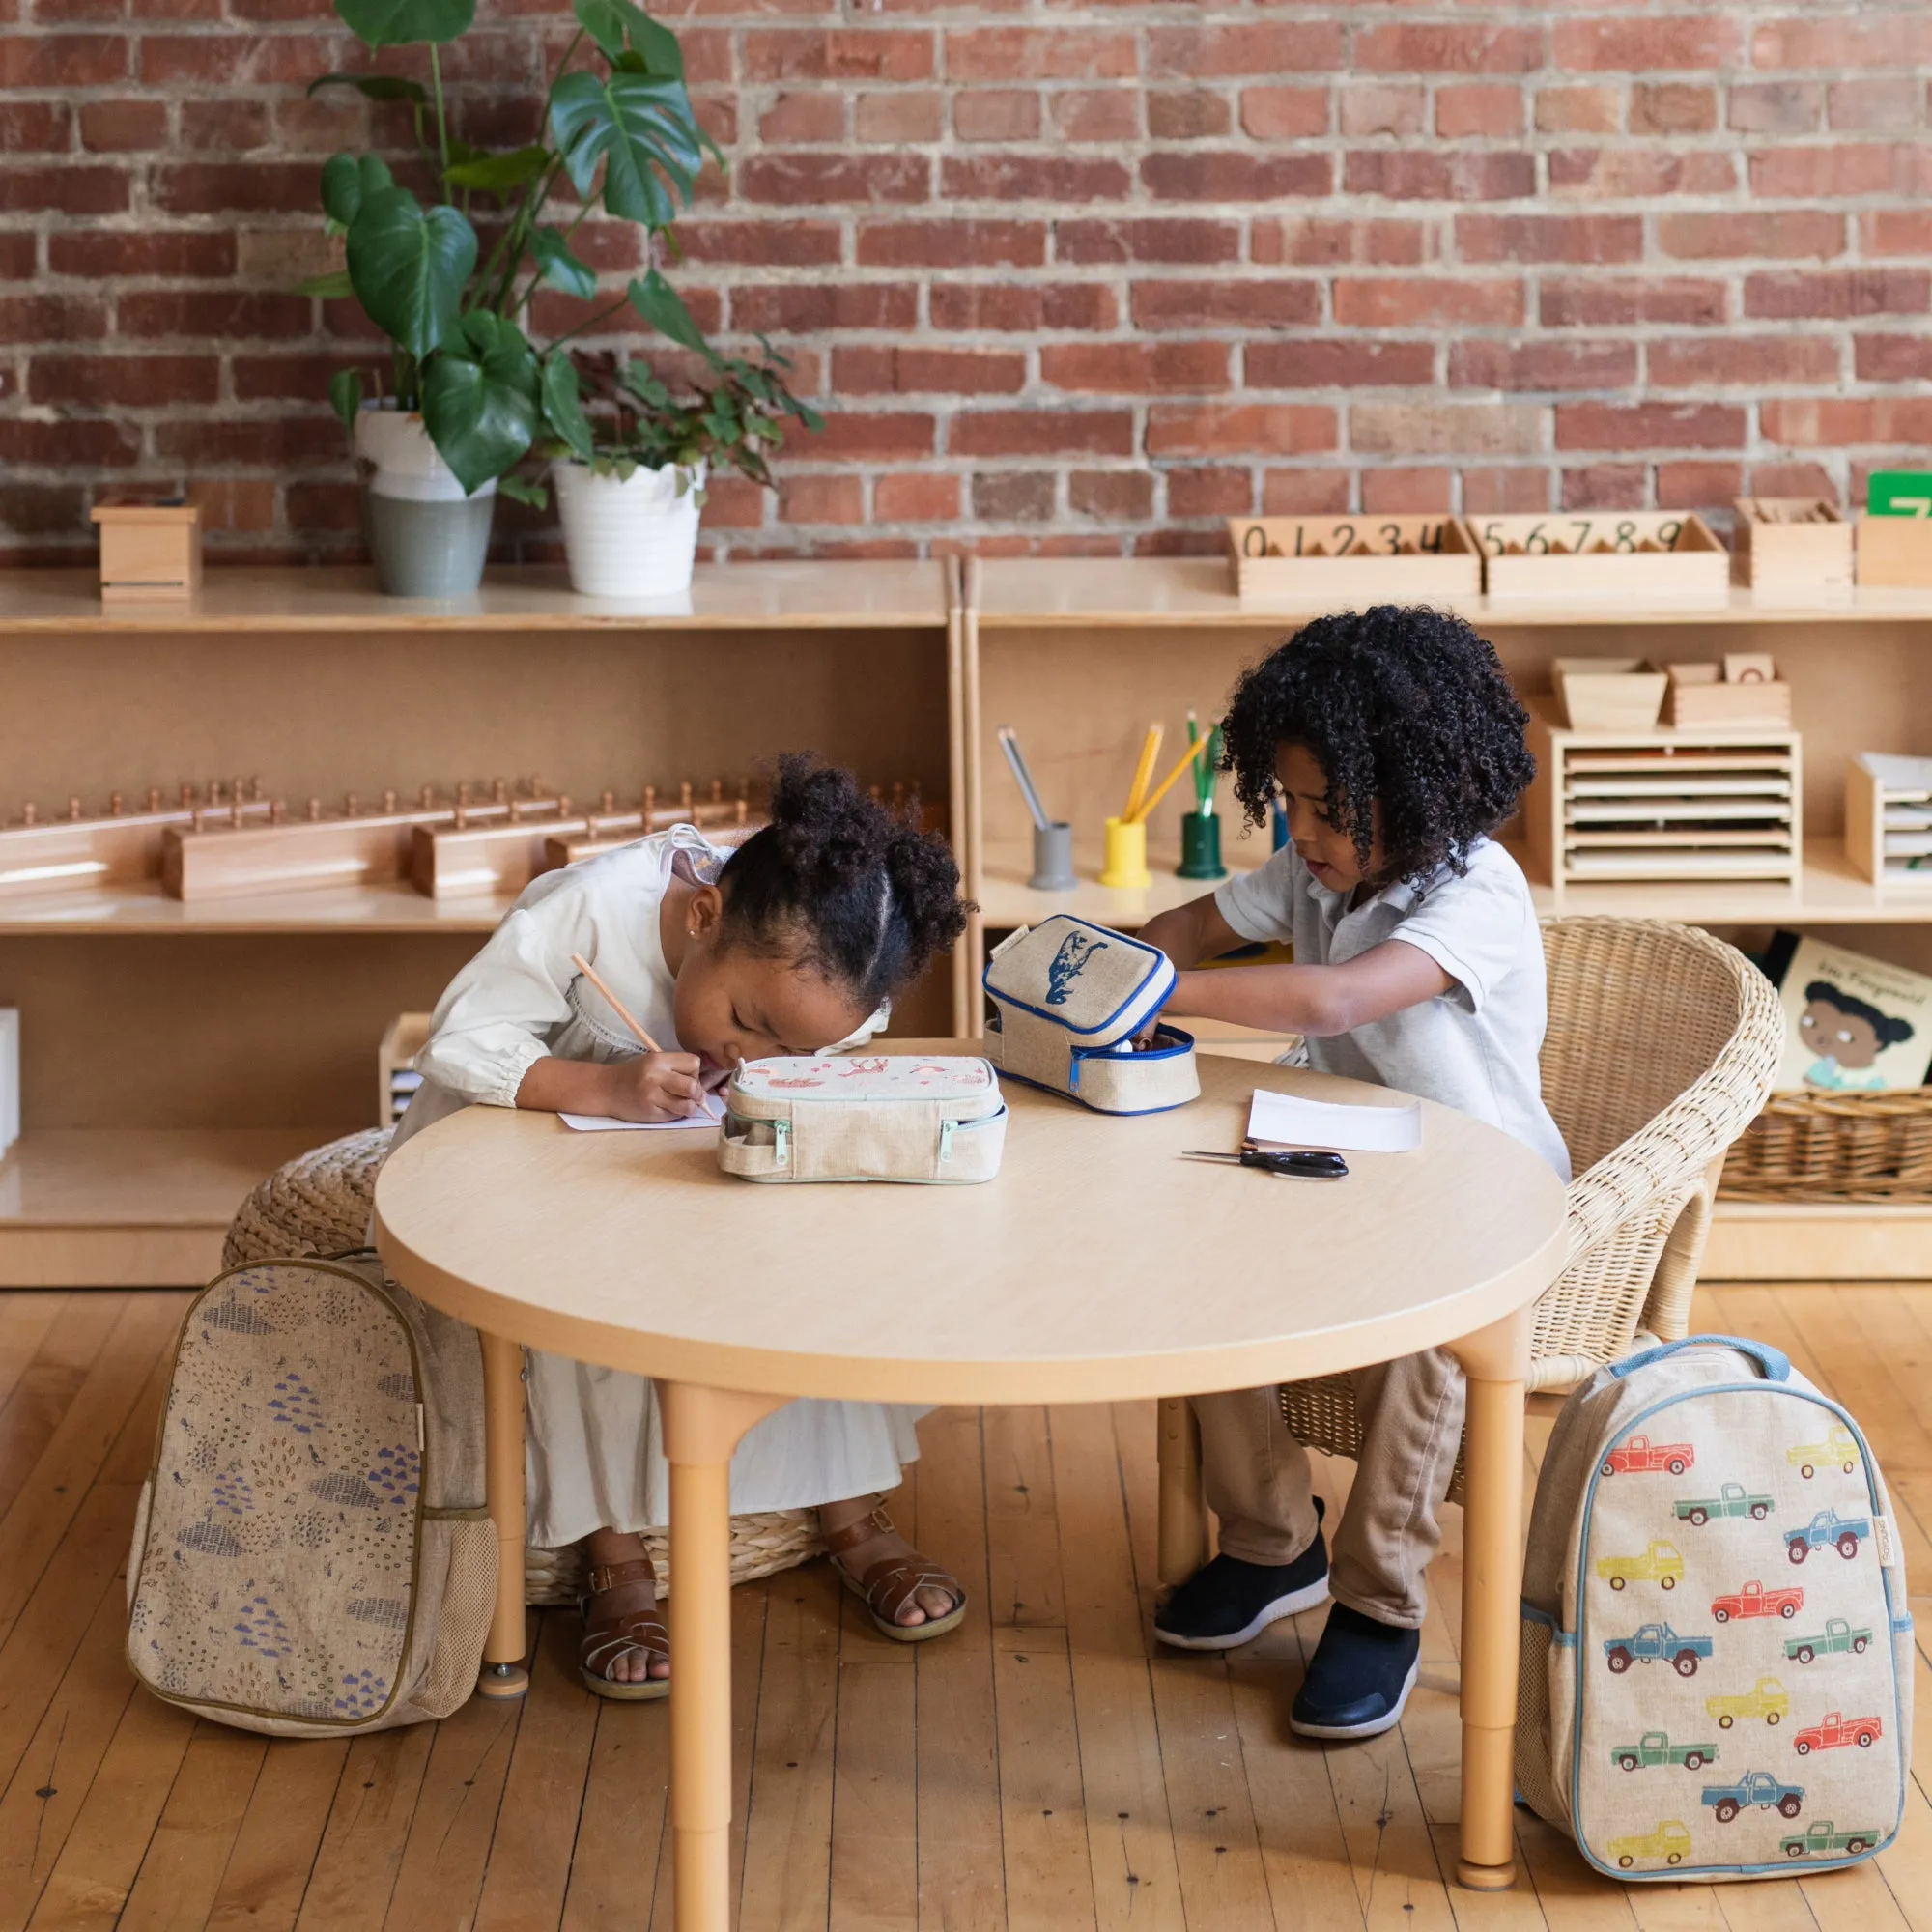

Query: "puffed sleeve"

xmin=412 ymin=873 xmax=590 ymax=1107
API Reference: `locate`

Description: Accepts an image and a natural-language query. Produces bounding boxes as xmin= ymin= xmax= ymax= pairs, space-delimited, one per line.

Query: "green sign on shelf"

xmin=1866 ymin=470 xmax=1932 ymax=517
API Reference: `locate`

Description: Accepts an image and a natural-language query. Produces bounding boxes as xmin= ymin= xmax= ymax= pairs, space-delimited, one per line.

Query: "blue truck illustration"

xmin=1604 ymin=1624 xmax=1715 ymax=1677
xmin=1784 ymin=1508 xmax=1871 ymax=1565
xmin=1702 ymin=1771 xmax=1804 ymax=1824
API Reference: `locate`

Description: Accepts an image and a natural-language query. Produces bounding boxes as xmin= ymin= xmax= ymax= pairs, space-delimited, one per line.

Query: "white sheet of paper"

xmin=1247 ymin=1087 xmax=1422 ymax=1154
xmin=559 ymin=1094 xmax=725 ymax=1133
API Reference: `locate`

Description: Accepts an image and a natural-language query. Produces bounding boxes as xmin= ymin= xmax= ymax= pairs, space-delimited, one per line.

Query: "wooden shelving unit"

xmin=966 ymin=556 xmax=1932 ymax=1284
xmin=0 ymin=561 xmax=964 ymax=1286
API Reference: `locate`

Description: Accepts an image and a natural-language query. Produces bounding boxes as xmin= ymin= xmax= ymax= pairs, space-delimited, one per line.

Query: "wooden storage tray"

xmin=1552 ymin=657 xmax=1664 ymax=731
xmin=1225 ymin=515 xmax=1481 ymax=608
xmin=1731 ymin=498 xmax=1852 ymax=592
xmin=1720 ymin=1089 xmax=1932 ymax=1203
xmin=1857 ymin=514 xmax=1932 ymax=587
xmin=1662 ymin=661 xmax=1793 ymax=728
xmin=1474 ymin=511 xmax=1728 ymax=604
xmin=1843 ymin=751 xmax=1932 ymax=888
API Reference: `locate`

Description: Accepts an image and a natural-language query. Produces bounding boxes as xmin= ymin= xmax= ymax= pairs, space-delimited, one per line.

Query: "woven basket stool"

xmin=223 ymin=1128 xmax=825 ymax=1602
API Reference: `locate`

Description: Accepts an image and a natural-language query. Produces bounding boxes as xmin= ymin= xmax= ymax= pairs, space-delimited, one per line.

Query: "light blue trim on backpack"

xmin=1562 ymin=1345 xmax=1909 ymax=1883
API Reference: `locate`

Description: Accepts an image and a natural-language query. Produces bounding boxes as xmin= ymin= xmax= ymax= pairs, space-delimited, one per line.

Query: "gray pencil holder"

xmin=1029 ymin=821 xmax=1076 ymax=891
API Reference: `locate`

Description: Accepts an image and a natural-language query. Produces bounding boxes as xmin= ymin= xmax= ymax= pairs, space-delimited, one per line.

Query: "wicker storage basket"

xmin=1719 ymin=1088 xmax=1932 ymax=1203
xmin=224 ymin=1129 xmax=826 ymax=1601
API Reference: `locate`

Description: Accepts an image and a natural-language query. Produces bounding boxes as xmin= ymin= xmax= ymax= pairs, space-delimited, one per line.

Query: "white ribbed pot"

xmin=553 ymin=459 xmax=704 ymax=599
xmin=353 ymin=405 xmax=495 ymax=598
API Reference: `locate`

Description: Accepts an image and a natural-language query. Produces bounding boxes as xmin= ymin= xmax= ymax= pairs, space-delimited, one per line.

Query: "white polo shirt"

xmin=1214 ymin=836 xmax=1572 ymax=1179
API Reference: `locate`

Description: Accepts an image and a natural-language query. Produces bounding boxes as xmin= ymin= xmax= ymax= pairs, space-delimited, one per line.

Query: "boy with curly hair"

xmin=1138 ymin=606 xmax=1570 ymax=1741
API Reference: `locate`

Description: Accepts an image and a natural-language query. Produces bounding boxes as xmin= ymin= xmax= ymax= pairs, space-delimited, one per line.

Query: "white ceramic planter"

xmin=353 ymin=406 xmax=495 ymax=597
xmin=553 ymin=460 xmax=704 ymax=599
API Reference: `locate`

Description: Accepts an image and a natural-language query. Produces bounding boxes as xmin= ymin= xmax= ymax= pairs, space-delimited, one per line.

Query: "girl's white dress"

xmin=383 ymin=826 xmax=925 ymax=1548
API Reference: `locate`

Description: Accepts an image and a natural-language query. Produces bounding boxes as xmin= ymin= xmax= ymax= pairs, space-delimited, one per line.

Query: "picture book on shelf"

xmin=1763 ymin=930 xmax=1932 ymax=1094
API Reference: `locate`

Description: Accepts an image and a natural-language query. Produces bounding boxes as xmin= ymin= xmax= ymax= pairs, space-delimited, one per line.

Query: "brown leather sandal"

xmin=579 ymin=1556 xmax=671 ymax=1701
xmin=824 ymin=1505 xmax=968 ymax=1643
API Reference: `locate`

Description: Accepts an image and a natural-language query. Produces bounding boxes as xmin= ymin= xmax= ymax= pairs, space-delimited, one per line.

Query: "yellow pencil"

xmin=1129 ymin=734 xmax=1215 ymax=824
xmin=1122 ymin=724 xmax=1163 ymax=821
xmin=570 ymin=951 xmax=663 ymax=1054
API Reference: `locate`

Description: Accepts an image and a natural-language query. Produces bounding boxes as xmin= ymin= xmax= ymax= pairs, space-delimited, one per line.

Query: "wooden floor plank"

xmin=829 ymin=1644 xmax=918 ymax=1931
xmin=0 ymin=1300 xmax=67 ymax=1444
xmin=289 ymin=1721 xmax=436 ymax=1930
xmin=984 ymin=1407 xmax=1065 ymax=1631
xmin=558 ymin=1689 xmax=669 ymax=1932
xmin=201 ymin=1739 xmax=349 ymax=1932
xmin=0 ymin=1298 xmax=125 ymax=1512
xmin=113 ymin=1723 xmax=266 ymax=1932
xmin=990 ymin=1625 xmax=1095 ymax=1932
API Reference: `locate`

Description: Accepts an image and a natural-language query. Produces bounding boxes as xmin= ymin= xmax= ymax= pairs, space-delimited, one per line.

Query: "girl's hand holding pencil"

xmin=567 ymin=951 xmax=713 ymax=1121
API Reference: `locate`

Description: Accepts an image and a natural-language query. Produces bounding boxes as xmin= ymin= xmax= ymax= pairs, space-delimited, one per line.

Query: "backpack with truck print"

xmin=1516 ymin=1337 xmax=1912 ymax=1880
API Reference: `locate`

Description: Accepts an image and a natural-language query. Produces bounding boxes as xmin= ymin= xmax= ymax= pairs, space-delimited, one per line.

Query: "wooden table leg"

xmin=476 ymin=1330 xmax=530 ymax=1700
xmin=1447 ymin=1308 xmax=1532 ymax=1891
xmin=1155 ymin=1396 xmax=1208 ymax=1593
xmin=657 ymin=1381 xmax=791 ymax=1932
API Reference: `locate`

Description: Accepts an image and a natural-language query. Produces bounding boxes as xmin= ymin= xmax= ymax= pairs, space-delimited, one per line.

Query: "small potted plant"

xmin=303 ymin=0 xmax=715 ymax=595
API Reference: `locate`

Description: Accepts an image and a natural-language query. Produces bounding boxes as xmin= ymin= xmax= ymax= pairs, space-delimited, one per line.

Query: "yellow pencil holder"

xmin=1098 ymin=815 xmax=1151 ymax=891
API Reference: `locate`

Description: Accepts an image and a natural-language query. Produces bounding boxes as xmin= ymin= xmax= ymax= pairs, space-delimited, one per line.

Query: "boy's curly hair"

xmin=1220 ymin=606 xmax=1534 ymax=886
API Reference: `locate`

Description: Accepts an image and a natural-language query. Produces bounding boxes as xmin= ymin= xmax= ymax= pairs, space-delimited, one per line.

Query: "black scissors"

xmin=1181 ymin=1144 xmax=1349 ymax=1180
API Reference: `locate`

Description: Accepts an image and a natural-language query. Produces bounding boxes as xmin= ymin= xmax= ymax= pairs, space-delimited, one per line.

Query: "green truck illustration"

xmin=1780 ymin=1820 xmax=1879 ymax=1858
xmin=1675 ymin=1482 xmax=1772 ymax=1525
xmin=1611 ymin=1731 xmax=1717 ymax=1772
xmin=1786 ymin=1618 xmax=1872 ymax=1664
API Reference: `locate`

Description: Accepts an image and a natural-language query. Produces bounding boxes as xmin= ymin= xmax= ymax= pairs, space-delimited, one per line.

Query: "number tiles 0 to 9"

xmin=1476 ymin=511 xmax=1728 ymax=605
xmin=1224 ymin=515 xmax=1483 ymax=608
xmin=1523 ymin=702 xmax=1802 ymax=905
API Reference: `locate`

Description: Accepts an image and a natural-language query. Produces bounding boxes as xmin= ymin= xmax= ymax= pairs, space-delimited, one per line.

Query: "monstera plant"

xmin=307 ymin=0 xmax=743 ymax=591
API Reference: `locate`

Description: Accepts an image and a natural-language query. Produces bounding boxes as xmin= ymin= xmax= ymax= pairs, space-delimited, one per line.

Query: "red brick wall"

xmin=3 ymin=1 xmax=1929 ymax=563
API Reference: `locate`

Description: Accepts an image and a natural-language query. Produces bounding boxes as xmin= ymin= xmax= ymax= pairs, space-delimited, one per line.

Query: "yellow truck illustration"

xmin=1787 ymin=1425 xmax=1860 ymax=1479
xmin=1604 ymin=1820 xmax=1692 ymax=1869
xmin=1595 ymin=1541 xmax=1685 ymax=1591
xmin=1706 ymin=1678 xmax=1789 ymax=1729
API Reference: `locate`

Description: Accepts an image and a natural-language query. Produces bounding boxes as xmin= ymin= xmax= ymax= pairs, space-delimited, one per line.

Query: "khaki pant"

xmin=1190 ymin=1348 xmax=1465 ymax=1630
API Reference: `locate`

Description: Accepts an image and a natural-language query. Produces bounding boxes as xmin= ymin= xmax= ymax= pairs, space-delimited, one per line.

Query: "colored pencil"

xmin=1122 ymin=724 xmax=1163 ymax=821
xmin=997 ymin=726 xmax=1050 ymax=831
xmin=570 ymin=952 xmax=663 ymax=1054
xmin=1129 ymin=733 xmax=1216 ymax=824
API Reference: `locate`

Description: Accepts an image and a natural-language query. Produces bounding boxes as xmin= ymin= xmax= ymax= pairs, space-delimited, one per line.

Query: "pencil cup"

xmin=1029 ymin=820 xmax=1076 ymax=892
xmin=1177 ymin=811 xmax=1227 ymax=881
xmin=1098 ymin=815 xmax=1151 ymax=892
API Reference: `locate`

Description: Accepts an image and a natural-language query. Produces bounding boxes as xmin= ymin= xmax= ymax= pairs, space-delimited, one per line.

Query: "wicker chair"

xmin=1157 ymin=917 xmax=1783 ymax=1577
xmin=224 ymin=1128 xmax=826 ymax=1603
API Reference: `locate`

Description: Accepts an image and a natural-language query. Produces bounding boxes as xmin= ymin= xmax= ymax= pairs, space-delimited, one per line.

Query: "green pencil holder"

xmin=1178 ymin=810 xmax=1227 ymax=880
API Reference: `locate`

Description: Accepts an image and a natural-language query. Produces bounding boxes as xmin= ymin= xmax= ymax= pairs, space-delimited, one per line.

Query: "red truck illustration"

xmin=1793 ymin=1712 xmax=1883 ymax=1756
xmin=1601 ymin=1435 xmax=1695 ymax=1478
xmin=1711 ymin=1580 xmax=1804 ymax=1624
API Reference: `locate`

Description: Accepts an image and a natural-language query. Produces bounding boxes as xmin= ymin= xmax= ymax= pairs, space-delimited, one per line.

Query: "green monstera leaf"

xmin=443 ymin=145 xmax=550 ymax=199
xmin=328 ymin=369 xmax=365 ymax=437
xmin=539 ymin=354 xmax=594 ymax=463
xmin=334 ymin=0 xmax=475 ymax=47
xmin=321 ymin=152 xmax=393 ymax=230
xmin=528 ymin=226 xmax=596 ymax=300
xmin=572 ymin=0 xmax=683 ymax=77
xmin=345 ymin=187 xmax=476 ymax=360
xmin=627 ymin=268 xmax=712 ymax=358
xmin=421 ymin=312 xmax=542 ymax=494
xmin=549 ymin=68 xmax=706 ymax=229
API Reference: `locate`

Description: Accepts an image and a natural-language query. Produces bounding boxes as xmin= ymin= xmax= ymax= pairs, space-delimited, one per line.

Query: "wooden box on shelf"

xmin=1552 ymin=658 xmax=1665 ymax=731
xmin=1225 ymin=514 xmax=1482 ymax=608
xmin=90 ymin=497 xmax=202 ymax=602
xmin=1857 ymin=514 xmax=1932 ymax=587
xmin=378 ymin=1012 xmax=432 ymax=1127
xmin=1663 ymin=658 xmax=1793 ymax=728
xmin=1522 ymin=701 xmax=1802 ymax=907
xmin=1474 ymin=511 xmax=1728 ymax=604
xmin=1843 ymin=752 xmax=1932 ymax=889
xmin=1731 ymin=498 xmax=1853 ymax=592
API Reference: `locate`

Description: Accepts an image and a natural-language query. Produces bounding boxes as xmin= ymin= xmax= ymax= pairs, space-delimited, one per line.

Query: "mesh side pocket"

xmin=412 ymin=1518 xmax=497 ymax=1719
xmin=1514 ymin=1616 xmax=1570 ymax=1831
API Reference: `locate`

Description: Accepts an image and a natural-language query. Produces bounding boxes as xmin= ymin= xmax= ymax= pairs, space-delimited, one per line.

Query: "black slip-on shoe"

xmin=1153 ymin=1504 xmax=1329 ymax=1652
xmin=1289 ymin=1602 xmax=1421 ymax=1741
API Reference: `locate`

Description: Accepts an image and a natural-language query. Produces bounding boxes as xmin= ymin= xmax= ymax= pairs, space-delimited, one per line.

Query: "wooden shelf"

xmin=974 ymin=556 xmax=1932 ymax=630
xmin=1707 ymin=1200 xmax=1932 ymax=1281
xmin=0 ymin=1127 xmax=326 ymax=1286
xmin=0 ymin=561 xmax=953 ymax=633
xmin=0 ymin=878 xmax=517 ymax=935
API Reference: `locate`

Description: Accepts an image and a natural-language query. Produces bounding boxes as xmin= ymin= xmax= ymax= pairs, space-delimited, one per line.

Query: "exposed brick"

xmin=1068 ymin=469 xmax=1153 ymax=520
xmin=1649 ymin=335 xmax=1841 ymax=388
xmin=800 ymin=412 xmax=935 ymax=462
xmin=1253 ymin=217 xmax=1429 ymax=268
xmin=952 ymin=90 xmax=1038 ymax=144
xmin=1261 ymin=469 xmax=1350 ymax=515
xmin=855 ymin=89 xmax=942 ymax=145
xmin=857 ymin=220 xmax=1045 ymax=269
xmin=670 ymin=221 xmax=842 ymax=268
xmin=1238 ymin=87 xmax=1328 ymax=141
xmin=1449 ymin=339 xmax=1638 ymax=391
xmin=0 ymin=293 xmax=106 ymax=339
xmin=1548 ymin=149 xmax=1738 ymax=196
xmin=1040 ymin=340 xmax=1230 ymax=393
xmin=931 ymin=283 xmax=1116 ymax=333
xmin=1167 ymin=468 xmax=1254 ymax=519
xmin=1560 ymin=464 xmax=1648 ymax=510
xmin=1355 ymin=23 xmax=1543 ymax=73
xmin=1463 ymin=468 xmax=1552 ymax=514
xmin=778 ymin=473 xmax=864 ymax=525
xmin=1131 ymin=278 xmax=1319 ymax=332
xmin=1762 ymin=397 xmax=1932 ymax=446
xmin=1147 ymin=23 xmax=1345 ymax=79
xmin=1749 ymin=461 xmax=1837 ymax=499
xmin=78 ymin=98 xmax=167 ymax=151
xmin=0 ymin=164 xmax=128 ymax=213
xmin=1657 ymin=461 xmax=1744 ymax=509
xmin=1728 ymin=83 xmax=1822 ymax=134
xmin=1752 ymin=16 xmax=1932 ymax=69
xmin=972 ymin=470 xmax=1055 ymax=522
xmin=944 ymin=154 xmax=1130 ymax=201
xmin=1339 ymin=84 xmax=1424 ymax=140
xmin=951 ymin=410 xmax=1134 ymax=458
xmin=757 ymin=92 xmax=845 ymax=145
xmin=0 ymin=32 xmax=125 ymax=85
xmin=743 ymin=29 xmax=934 ymax=84
xmin=1828 ymin=78 xmax=1921 ymax=130
xmin=1863 ymin=211 xmax=1932 ymax=256
xmin=1146 ymin=404 xmax=1333 ymax=460
xmin=48 ymin=230 xmax=235 ymax=277
xmin=873 ymin=472 xmax=958 ymax=523
xmin=1542 ymin=277 xmax=1729 ymax=327
xmin=739 ymin=153 xmax=928 ymax=205
xmin=1142 ymin=151 xmax=1330 ymax=202
xmin=284 ymin=480 xmax=365 ymax=533
xmin=152 ymin=417 xmax=344 ymax=466
xmin=1362 ymin=468 xmax=1454 ymax=513
xmin=1351 ymin=403 xmax=1544 ymax=456
xmin=1554 ymin=17 xmax=1740 ymax=71
xmin=1333 ymin=277 xmax=1524 ymax=328
xmin=1746 ymin=270 xmax=1931 ymax=321
xmin=1855 ymin=334 xmax=1932 ymax=383
xmin=1633 ymin=85 xmax=1717 ymax=135
xmin=1049 ymin=89 xmax=1139 ymax=144
xmin=150 ymin=161 xmax=316 ymax=214
xmin=729 ymin=284 xmax=918 ymax=335
xmin=1555 ymin=403 xmax=1747 ymax=452
xmin=834 ymin=346 xmax=1026 ymax=395
xmin=695 ymin=476 xmax=767 ymax=533
xmin=946 ymin=28 xmax=1135 ymax=83
xmin=1345 ymin=152 xmax=1535 ymax=201
xmin=0 ymin=484 xmax=88 ymax=534
xmin=1751 ymin=145 xmax=1932 ymax=200
xmin=1056 ymin=217 xmax=1238 ymax=266
xmin=0 ymin=100 xmax=71 ymax=148
xmin=1536 ymin=87 xmax=1622 ymax=135
xmin=1457 ymin=214 xmax=1643 ymax=265
xmin=179 ymin=99 xmax=270 ymax=151
xmin=0 ymin=417 xmax=141 ymax=465
xmin=0 ymin=234 xmax=36 ymax=279
xmin=30 ymin=353 xmax=218 ymax=407
xmin=1436 ymin=85 xmax=1522 ymax=139
xmin=1658 ymin=211 xmax=1845 ymax=261
xmin=1245 ymin=340 xmax=1436 ymax=388
xmin=1148 ymin=90 xmax=1230 ymax=142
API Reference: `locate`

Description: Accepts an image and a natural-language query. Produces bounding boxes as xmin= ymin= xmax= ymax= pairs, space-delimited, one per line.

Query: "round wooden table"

xmin=374 ymin=1045 xmax=1569 ymax=1926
